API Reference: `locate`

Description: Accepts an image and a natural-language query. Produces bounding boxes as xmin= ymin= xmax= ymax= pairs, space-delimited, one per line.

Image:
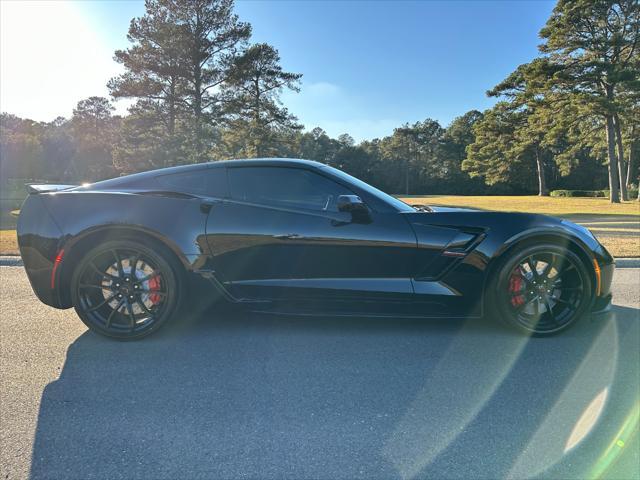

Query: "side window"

xmin=228 ymin=167 xmax=353 ymax=212
xmin=156 ymin=168 xmax=227 ymax=198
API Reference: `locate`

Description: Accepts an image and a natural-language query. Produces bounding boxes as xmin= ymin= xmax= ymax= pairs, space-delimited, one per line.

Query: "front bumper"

xmin=591 ymin=293 xmax=613 ymax=321
xmin=591 ymin=248 xmax=615 ymax=321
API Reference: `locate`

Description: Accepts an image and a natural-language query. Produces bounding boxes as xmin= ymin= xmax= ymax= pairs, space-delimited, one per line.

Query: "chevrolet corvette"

xmin=17 ymin=159 xmax=614 ymax=339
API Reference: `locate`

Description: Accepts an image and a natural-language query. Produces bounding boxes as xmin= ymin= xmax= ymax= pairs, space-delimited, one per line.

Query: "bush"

xmin=550 ymin=189 xmax=606 ymax=198
xmin=601 ymin=188 xmax=639 ymax=199
xmin=551 ymin=188 xmax=639 ymax=199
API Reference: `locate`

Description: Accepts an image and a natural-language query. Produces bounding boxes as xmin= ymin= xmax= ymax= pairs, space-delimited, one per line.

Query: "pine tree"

xmin=463 ymin=103 xmax=538 ymax=193
xmin=538 ymin=0 xmax=640 ymax=202
xmin=109 ymin=0 xmax=251 ymax=166
xmin=222 ymin=43 xmax=302 ymax=157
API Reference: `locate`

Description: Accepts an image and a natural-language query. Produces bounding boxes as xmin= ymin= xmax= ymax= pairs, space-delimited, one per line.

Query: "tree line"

xmin=1 ymin=0 xmax=638 ymax=201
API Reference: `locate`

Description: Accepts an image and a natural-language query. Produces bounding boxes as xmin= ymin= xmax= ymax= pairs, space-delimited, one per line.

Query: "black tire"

xmin=70 ymin=239 xmax=184 ymax=340
xmin=490 ymin=244 xmax=592 ymax=336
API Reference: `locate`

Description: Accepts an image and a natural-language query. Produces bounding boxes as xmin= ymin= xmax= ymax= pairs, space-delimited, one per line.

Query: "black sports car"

xmin=17 ymin=158 xmax=614 ymax=339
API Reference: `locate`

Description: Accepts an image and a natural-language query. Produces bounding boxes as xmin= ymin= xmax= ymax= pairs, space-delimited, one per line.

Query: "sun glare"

xmin=564 ymin=387 xmax=609 ymax=453
xmin=0 ymin=0 xmax=122 ymax=121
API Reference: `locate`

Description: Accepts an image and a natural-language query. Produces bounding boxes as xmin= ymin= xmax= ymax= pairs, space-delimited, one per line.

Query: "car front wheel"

xmin=493 ymin=244 xmax=592 ymax=336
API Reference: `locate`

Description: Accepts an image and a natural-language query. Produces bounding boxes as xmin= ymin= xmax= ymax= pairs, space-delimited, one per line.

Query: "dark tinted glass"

xmin=228 ymin=167 xmax=353 ymax=212
xmin=321 ymin=165 xmax=414 ymax=212
xmin=156 ymin=168 xmax=227 ymax=197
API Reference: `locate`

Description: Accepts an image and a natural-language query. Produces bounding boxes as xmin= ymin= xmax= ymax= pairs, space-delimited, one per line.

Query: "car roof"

xmin=85 ymin=158 xmax=325 ymax=190
xmin=214 ymin=158 xmax=325 ymax=169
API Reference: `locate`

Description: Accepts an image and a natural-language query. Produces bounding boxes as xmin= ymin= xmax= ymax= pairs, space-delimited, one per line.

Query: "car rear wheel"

xmin=71 ymin=239 xmax=182 ymax=340
xmin=493 ymin=244 xmax=592 ymax=336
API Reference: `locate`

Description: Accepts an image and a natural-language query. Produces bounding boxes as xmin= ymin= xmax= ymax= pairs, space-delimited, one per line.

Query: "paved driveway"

xmin=1 ymin=266 xmax=638 ymax=479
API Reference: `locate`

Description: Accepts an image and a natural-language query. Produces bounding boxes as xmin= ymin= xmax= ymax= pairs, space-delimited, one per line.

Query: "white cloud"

xmin=0 ymin=0 xmax=126 ymax=121
xmin=304 ymin=81 xmax=342 ymax=96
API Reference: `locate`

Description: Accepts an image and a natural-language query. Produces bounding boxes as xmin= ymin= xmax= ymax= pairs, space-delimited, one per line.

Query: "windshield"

xmin=321 ymin=165 xmax=415 ymax=212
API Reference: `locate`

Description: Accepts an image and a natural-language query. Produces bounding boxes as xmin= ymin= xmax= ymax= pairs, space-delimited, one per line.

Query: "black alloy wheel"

xmin=494 ymin=244 xmax=592 ymax=335
xmin=71 ymin=240 xmax=182 ymax=340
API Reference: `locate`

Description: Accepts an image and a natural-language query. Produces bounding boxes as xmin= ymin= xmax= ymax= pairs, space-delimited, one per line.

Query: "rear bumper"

xmin=17 ymin=195 xmax=65 ymax=308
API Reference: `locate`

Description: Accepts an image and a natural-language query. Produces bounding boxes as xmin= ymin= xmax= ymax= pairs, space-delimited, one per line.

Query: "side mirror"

xmin=337 ymin=195 xmax=366 ymax=212
xmin=337 ymin=195 xmax=371 ymax=223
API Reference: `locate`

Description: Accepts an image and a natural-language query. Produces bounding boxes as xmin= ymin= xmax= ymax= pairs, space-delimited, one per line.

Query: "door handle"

xmin=273 ymin=233 xmax=304 ymax=240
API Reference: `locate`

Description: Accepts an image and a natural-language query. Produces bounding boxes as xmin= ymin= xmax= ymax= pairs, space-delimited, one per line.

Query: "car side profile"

xmin=17 ymin=158 xmax=614 ymax=340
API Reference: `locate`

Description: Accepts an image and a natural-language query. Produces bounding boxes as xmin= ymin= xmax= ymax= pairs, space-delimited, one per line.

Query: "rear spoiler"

xmin=26 ymin=184 xmax=77 ymax=194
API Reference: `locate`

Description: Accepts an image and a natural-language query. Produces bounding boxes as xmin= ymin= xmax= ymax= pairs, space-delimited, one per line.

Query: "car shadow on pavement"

xmin=30 ymin=305 xmax=639 ymax=479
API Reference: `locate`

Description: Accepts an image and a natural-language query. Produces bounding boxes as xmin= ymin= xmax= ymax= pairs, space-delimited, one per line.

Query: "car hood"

xmin=424 ymin=205 xmax=483 ymax=213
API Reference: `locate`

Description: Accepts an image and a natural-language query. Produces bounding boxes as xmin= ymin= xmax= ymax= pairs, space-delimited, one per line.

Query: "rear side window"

xmin=228 ymin=166 xmax=353 ymax=212
xmin=156 ymin=168 xmax=227 ymax=197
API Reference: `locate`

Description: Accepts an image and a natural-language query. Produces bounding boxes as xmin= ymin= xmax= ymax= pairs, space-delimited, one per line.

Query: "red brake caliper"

xmin=509 ymin=271 xmax=524 ymax=307
xmin=147 ymin=276 xmax=162 ymax=305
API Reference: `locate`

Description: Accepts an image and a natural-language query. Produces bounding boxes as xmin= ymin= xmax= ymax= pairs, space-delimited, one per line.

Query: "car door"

xmin=204 ymin=165 xmax=421 ymax=310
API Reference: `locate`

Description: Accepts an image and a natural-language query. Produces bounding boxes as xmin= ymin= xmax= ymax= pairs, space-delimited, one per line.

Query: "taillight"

xmin=50 ymin=249 xmax=65 ymax=289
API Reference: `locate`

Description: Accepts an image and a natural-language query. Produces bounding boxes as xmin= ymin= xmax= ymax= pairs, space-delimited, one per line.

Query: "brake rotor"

xmin=100 ymin=258 xmax=163 ymax=314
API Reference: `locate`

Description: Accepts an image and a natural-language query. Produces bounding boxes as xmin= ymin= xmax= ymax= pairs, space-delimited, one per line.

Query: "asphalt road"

xmin=1 ymin=267 xmax=638 ymax=480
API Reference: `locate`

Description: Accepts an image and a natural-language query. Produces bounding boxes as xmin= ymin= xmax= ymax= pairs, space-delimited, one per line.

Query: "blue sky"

xmin=1 ymin=0 xmax=555 ymax=141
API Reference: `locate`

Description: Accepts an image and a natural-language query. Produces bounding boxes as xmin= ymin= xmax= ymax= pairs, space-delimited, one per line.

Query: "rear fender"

xmin=17 ymin=195 xmax=65 ymax=306
xmin=19 ymin=191 xmax=212 ymax=308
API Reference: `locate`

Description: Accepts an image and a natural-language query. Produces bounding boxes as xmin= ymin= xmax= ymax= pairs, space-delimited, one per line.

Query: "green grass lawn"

xmin=0 ymin=230 xmax=19 ymax=255
xmin=399 ymin=195 xmax=640 ymax=216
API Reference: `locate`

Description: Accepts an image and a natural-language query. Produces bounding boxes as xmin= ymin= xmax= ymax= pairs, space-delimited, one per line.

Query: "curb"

xmin=0 ymin=256 xmax=23 ymax=266
xmin=615 ymin=258 xmax=640 ymax=268
xmin=2 ymin=256 xmax=639 ymax=268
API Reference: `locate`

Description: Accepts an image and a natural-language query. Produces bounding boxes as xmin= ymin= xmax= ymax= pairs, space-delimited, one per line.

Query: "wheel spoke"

xmin=89 ymin=262 xmax=119 ymax=281
xmin=87 ymin=293 xmax=117 ymax=312
xmin=137 ymin=272 xmax=159 ymax=283
xmin=130 ymin=253 xmax=140 ymax=280
xmin=105 ymin=298 xmax=124 ymax=328
xmin=513 ymin=269 xmax=533 ymax=286
xmin=543 ymin=296 xmax=559 ymax=326
xmin=551 ymin=296 xmax=572 ymax=306
xmin=556 ymin=264 xmax=576 ymax=278
xmin=515 ymin=295 xmax=537 ymax=313
xmin=135 ymin=298 xmax=155 ymax=317
xmin=526 ymin=257 xmax=539 ymax=279
xmin=79 ymin=283 xmax=110 ymax=291
xmin=555 ymin=285 xmax=582 ymax=291
xmin=112 ymin=250 xmax=125 ymax=277
xmin=541 ymin=254 xmax=555 ymax=279
xmin=126 ymin=302 xmax=136 ymax=331
xmin=139 ymin=289 xmax=167 ymax=297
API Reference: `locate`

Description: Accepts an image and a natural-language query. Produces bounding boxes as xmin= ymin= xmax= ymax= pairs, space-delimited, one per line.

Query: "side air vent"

xmin=443 ymin=231 xmax=485 ymax=257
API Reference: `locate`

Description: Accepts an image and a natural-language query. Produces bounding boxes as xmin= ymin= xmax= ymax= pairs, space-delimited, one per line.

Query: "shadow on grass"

xmin=30 ymin=305 xmax=639 ymax=479
xmin=558 ymin=213 xmax=640 ymax=224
